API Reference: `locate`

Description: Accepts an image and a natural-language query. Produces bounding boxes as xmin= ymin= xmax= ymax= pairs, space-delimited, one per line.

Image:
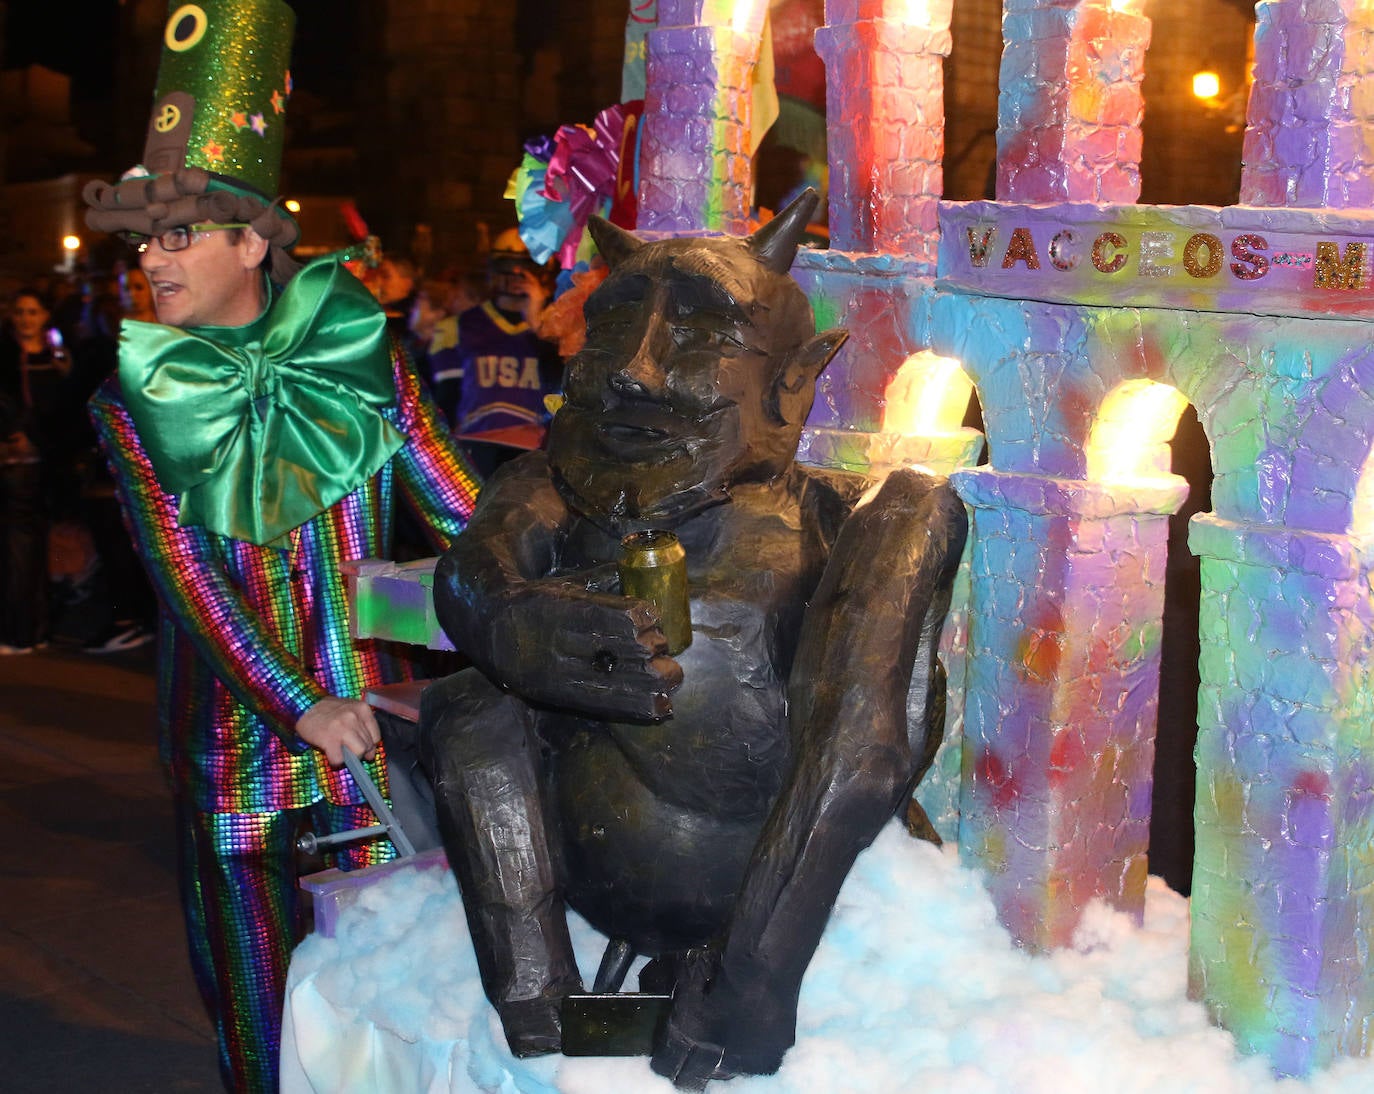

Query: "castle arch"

xmin=1086 ymin=378 xmax=1190 ymax=484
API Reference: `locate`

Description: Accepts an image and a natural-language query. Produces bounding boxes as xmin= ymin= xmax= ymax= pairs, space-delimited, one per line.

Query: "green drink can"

xmin=618 ymin=529 xmax=692 ymax=655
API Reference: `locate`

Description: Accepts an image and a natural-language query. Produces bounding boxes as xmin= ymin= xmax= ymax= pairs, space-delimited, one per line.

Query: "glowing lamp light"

xmin=725 ymin=0 xmax=766 ymax=34
xmin=1349 ymin=445 xmax=1374 ymax=538
xmin=62 ymin=235 xmax=81 ymax=252
xmin=1193 ymin=71 xmax=1221 ymax=101
xmin=1086 ymin=379 xmax=1189 ymax=483
xmin=882 ymin=351 xmax=973 ymax=436
xmin=285 ymin=199 xmax=301 ymax=214
xmin=884 ymin=0 xmax=953 ymax=23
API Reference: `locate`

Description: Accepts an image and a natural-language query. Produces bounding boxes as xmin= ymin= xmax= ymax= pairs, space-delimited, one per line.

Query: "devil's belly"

xmin=553 ymin=735 xmax=768 ymax=954
xmin=551 ymin=601 xmax=791 ymax=954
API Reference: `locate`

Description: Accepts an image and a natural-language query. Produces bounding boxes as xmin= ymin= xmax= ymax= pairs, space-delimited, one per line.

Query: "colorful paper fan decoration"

xmin=506 ymin=141 xmax=576 ymax=267
xmin=507 ymin=104 xmax=634 ymax=269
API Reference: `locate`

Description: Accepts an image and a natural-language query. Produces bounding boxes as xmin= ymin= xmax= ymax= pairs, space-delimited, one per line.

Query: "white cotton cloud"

xmin=284 ymin=823 xmax=1374 ymax=1094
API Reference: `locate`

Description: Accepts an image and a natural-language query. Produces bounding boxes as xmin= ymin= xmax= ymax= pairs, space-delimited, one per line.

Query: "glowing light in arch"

xmin=1348 ymin=444 xmax=1374 ymax=539
xmin=882 ymin=350 xmax=973 ymax=436
xmin=1086 ymin=379 xmax=1189 ymax=483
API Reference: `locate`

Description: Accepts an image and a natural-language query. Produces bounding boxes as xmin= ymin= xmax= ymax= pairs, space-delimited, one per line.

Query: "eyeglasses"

xmin=118 ymin=223 xmax=249 ymax=255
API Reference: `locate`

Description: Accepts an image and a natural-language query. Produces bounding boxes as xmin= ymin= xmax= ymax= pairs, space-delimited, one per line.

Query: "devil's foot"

xmin=651 ymin=1015 xmax=790 ymax=1090
xmin=498 ymin=995 xmax=566 ymax=1057
xmin=649 ymin=950 xmax=793 ymax=1090
xmin=651 ymin=1024 xmax=735 ymax=1091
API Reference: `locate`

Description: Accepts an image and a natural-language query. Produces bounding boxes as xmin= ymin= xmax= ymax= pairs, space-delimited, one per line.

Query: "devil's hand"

xmin=482 ymin=578 xmax=682 ymax=723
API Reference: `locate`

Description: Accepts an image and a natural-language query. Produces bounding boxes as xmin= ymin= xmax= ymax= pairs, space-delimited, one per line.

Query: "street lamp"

xmin=61 ymin=234 xmax=81 ymax=273
xmin=1192 ymin=70 xmax=1221 ymax=101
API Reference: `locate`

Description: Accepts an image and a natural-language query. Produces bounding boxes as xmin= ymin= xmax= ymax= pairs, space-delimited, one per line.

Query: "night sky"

xmin=4 ymin=2 xmax=117 ymax=93
xmin=3 ymin=2 xmax=348 ymax=83
xmin=4 ymin=1 xmax=358 ymax=169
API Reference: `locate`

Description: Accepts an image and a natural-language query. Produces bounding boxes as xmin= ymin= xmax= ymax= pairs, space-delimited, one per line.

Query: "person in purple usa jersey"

xmin=429 ymin=229 xmax=563 ymax=476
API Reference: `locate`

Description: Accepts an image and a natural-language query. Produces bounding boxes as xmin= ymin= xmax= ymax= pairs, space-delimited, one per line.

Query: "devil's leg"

xmin=652 ymin=471 xmax=966 ymax=1088
xmin=418 ymin=668 xmax=582 ymax=1056
xmin=652 ymin=728 xmax=919 ymax=1086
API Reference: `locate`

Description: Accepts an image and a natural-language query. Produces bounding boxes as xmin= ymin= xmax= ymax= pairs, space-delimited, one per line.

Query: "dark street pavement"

xmin=0 ymin=644 xmax=222 ymax=1092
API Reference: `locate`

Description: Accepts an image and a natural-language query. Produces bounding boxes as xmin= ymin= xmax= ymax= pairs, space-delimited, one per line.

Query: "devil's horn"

xmin=587 ymin=216 xmax=643 ymax=268
xmin=747 ymin=187 xmax=819 ymax=274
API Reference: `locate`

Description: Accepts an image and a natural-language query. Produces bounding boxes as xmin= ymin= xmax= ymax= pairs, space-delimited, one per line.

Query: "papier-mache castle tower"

xmin=633 ymin=0 xmax=1374 ymax=1080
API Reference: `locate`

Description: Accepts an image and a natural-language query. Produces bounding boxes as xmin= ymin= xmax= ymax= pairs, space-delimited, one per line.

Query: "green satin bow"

xmin=118 ymin=255 xmax=405 ymax=546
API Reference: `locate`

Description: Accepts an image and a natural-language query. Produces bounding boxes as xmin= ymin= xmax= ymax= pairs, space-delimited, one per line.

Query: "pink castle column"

xmin=1192 ymin=2 xmax=1374 ymax=1076
xmin=1241 ymin=0 xmax=1374 ymax=208
xmin=953 ymin=469 xmax=1187 ymax=950
xmin=1188 ymin=518 xmax=1374 ymax=1077
xmin=815 ymin=0 xmax=953 ymax=266
xmin=996 ymin=0 xmax=1151 ymax=203
xmin=808 ymin=4 xmax=966 ymax=839
xmin=637 ymin=1 xmax=767 ymax=234
xmin=946 ymin=0 xmax=1160 ymax=949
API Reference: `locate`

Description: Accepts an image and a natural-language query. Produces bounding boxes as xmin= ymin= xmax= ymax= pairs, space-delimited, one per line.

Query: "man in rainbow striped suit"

xmin=82 ymin=3 xmax=481 ymax=1089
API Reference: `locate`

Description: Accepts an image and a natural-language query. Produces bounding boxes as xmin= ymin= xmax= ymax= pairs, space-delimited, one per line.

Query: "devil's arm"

xmin=433 ymin=452 xmax=681 ymax=720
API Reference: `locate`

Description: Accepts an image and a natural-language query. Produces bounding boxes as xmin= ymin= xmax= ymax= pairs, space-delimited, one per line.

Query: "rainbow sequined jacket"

xmin=89 ymin=340 xmax=479 ymax=813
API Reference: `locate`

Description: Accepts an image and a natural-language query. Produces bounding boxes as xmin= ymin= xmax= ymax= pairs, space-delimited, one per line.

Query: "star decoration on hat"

xmin=271 ymin=89 xmax=285 ymax=115
xmin=230 ymin=111 xmax=248 ymax=130
xmin=202 ymin=139 xmax=225 ymax=164
xmin=250 ymin=113 xmax=267 ymax=137
xmin=284 ymin=70 xmax=294 ymax=95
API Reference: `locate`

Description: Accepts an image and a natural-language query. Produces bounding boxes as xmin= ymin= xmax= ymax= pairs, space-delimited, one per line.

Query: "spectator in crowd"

xmin=122 ymin=265 xmax=158 ymax=324
xmin=374 ymin=253 xmax=419 ymax=326
xmin=70 ymin=274 xmax=159 ymax=653
xmin=47 ymin=276 xmax=88 ymax=348
xmin=374 ymin=252 xmax=430 ymax=372
xmin=0 ymin=288 xmax=69 ymax=653
xmin=428 ymin=229 xmax=563 ymax=477
xmin=422 ymin=266 xmax=489 ymax=362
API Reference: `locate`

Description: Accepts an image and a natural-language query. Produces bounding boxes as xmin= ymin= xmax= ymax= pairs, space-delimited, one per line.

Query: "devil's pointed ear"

xmin=587 ymin=216 xmax=643 ymax=269
xmin=778 ymin=327 xmax=848 ymax=397
xmin=771 ymin=328 xmax=847 ymax=427
xmin=748 ymin=188 xmax=820 ymax=274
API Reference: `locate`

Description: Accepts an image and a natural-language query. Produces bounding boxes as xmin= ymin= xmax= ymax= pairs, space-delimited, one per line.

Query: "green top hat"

xmin=85 ymin=0 xmax=301 ymax=264
xmin=144 ymin=0 xmax=296 ymax=202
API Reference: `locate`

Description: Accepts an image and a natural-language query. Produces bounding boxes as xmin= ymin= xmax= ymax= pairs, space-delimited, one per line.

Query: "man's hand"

xmin=296 ymin=696 xmax=381 ymax=767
